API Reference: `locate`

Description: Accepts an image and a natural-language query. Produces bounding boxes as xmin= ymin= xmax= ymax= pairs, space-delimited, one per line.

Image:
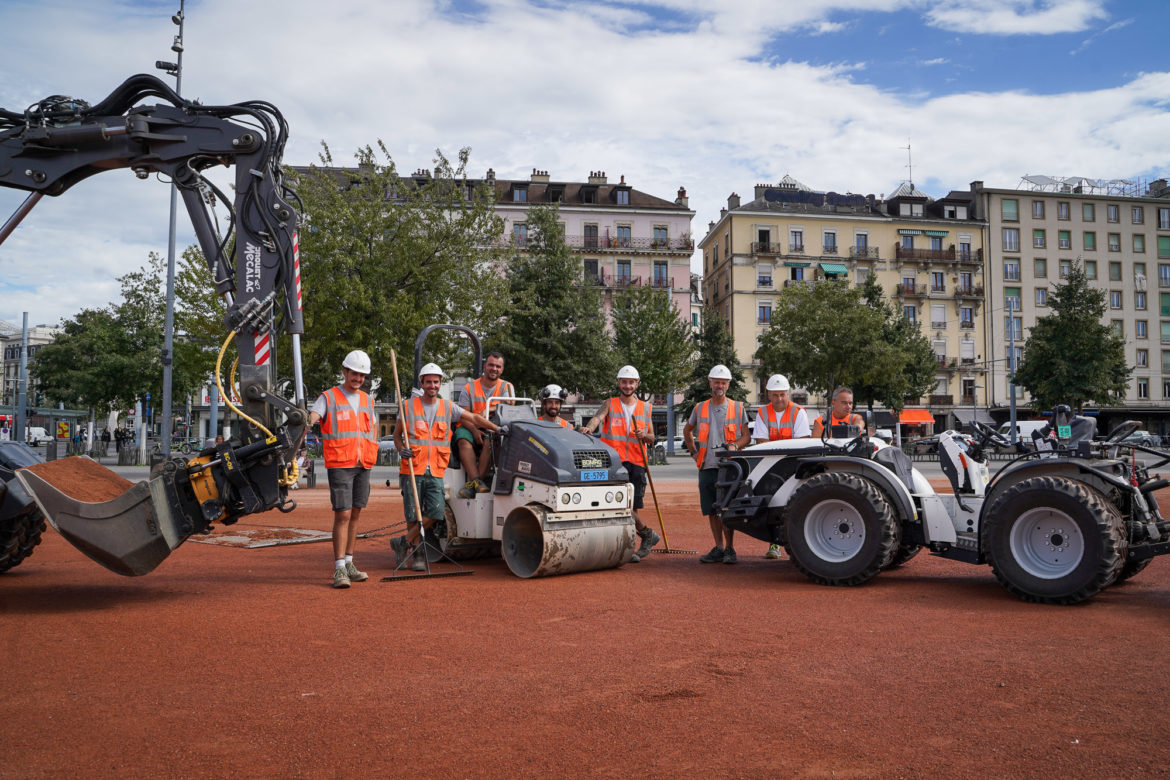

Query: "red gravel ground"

xmin=3 ymin=478 xmax=1170 ymax=778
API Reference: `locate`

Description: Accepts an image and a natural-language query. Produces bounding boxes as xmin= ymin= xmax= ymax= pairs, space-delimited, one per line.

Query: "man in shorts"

xmin=455 ymin=352 xmax=514 ymax=498
xmin=391 ymin=362 xmax=500 ymax=571
xmin=683 ymin=364 xmax=751 ymax=564
xmin=309 ymin=349 xmax=379 ymax=589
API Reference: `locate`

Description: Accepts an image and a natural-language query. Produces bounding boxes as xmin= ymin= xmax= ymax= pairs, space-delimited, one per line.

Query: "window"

xmin=1107 ymin=204 xmax=1119 ymax=223
xmin=1137 ymin=348 xmax=1149 ymax=367
xmin=1135 ymin=234 xmax=1146 ymax=253
xmin=1160 ymin=236 xmax=1170 ymax=259
xmin=1138 ymin=378 xmax=1150 ymax=399
xmin=1162 ymin=321 xmax=1170 ymax=344
xmin=1085 ymin=260 xmax=1097 ymax=279
xmin=757 ymin=302 xmax=772 ymax=325
xmin=902 ymin=234 xmax=915 ymax=250
xmin=615 ymin=189 xmax=629 ymax=205
xmin=584 ymin=223 xmax=599 ymax=248
xmin=1109 ymin=233 xmax=1121 ymax=252
xmin=1137 ymin=320 xmax=1148 ymax=338
xmin=790 ymin=266 xmax=804 ymax=281
xmin=512 ymin=222 xmax=528 ymax=246
xmin=1002 ymin=199 xmax=1019 ymax=221
xmin=653 ymin=261 xmax=669 ymax=287
xmin=1136 ymin=262 xmax=1147 ymax=277
xmin=1083 ymin=203 xmax=1095 ymax=222
xmin=931 ymin=271 xmax=945 ymax=292
xmin=1162 ymin=292 xmax=1170 ymax=316
xmin=1109 ymin=261 xmax=1122 ymax=281
xmin=929 ymin=236 xmax=943 ymax=251
xmin=1002 ymin=228 xmax=1020 ymax=252
xmin=1035 ymin=288 xmax=1047 ymax=306
xmin=617 ymin=259 xmax=631 ymax=283
xmin=1164 ymin=376 xmax=1170 ymax=398
xmin=1032 ymin=200 xmax=1045 ymax=219
xmin=1034 ymin=258 xmax=1047 ymax=277
xmin=756 ymin=264 xmax=772 ymax=288
xmin=855 ymin=233 xmax=869 ymax=251
xmin=1160 ymin=264 xmax=1170 ymax=287
xmin=855 ymin=267 xmax=869 ymax=285
xmin=1084 ymin=232 xmax=1096 ymax=251
xmin=1033 ymin=229 xmax=1046 ymax=248
xmin=1059 ymin=230 xmax=1071 ymax=249
xmin=903 ymin=305 xmax=917 ymax=323
xmin=1133 ymin=206 xmax=1145 ymax=224
xmin=962 ymin=378 xmax=976 ymax=403
xmin=1058 ymin=201 xmax=1070 ymax=220
xmin=1136 ymin=291 xmax=1147 ymax=310
xmin=653 ymin=226 xmax=668 ymax=246
xmin=616 ymin=225 xmax=632 ymax=248
xmin=1004 ymin=259 xmax=1020 ymax=281
xmin=1110 ymin=290 xmax=1122 ymax=309
xmin=1060 ymin=259 xmax=1071 ymax=278
xmin=958 ymin=241 xmax=972 ymax=259
xmin=1112 ymin=320 xmax=1123 ymax=338
xmin=901 ymin=275 xmax=916 ymax=293
xmin=1160 ymin=207 xmax=1170 ymax=230
xmin=931 ymin=303 xmax=946 ymax=329
xmin=583 ymin=258 xmax=598 ymax=282
xmin=790 ymin=230 xmax=804 ymax=252
xmin=960 ymin=306 xmax=974 ymax=328
xmin=959 ymin=271 xmax=973 ymax=292
xmin=1005 ymin=315 xmax=1023 ymax=341
xmin=512 ymin=187 xmax=527 ymax=202
xmin=823 ymin=231 xmax=837 ymax=254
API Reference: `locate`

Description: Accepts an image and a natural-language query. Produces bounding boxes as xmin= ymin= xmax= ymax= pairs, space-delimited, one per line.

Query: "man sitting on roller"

xmin=537 ymin=384 xmax=572 ymax=428
xmin=455 ymin=352 xmax=514 ymax=498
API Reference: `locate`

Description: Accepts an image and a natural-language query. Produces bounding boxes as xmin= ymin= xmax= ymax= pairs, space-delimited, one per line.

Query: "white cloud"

xmin=925 ymin=0 xmax=1109 ymax=35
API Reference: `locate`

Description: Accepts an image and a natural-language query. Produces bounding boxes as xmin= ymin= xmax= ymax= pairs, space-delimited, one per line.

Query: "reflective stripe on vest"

xmin=399 ymin=397 xmax=453 ymax=477
xmin=464 ymin=377 xmax=515 ymax=417
xmin=599 ymin=397 xmax=651 ymax=466
xmin=762 ymin=402 xmax=803 ymax=441
xmin=818 ymin=412 xmax=864 ymax=431
xmin=321 ymin=386 xmax=378 ymax=469
xmin=544 ymin=416 xmax=571 ymax=429
xmin=694 ymin=399 xmax=742 ymax=467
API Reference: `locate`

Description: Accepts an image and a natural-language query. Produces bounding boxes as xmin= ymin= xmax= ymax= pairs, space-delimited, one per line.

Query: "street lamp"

xmin=157 ymin=2 xmax=185 ymax=458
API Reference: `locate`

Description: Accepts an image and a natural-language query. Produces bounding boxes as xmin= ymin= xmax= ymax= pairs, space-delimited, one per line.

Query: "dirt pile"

xmin=23 ymin=457 xmax=135 ymax=502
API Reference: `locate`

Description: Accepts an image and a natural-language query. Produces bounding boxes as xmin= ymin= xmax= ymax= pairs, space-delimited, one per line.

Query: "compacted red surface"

xmin=3 ymin=478 xmax=1169 ymax=778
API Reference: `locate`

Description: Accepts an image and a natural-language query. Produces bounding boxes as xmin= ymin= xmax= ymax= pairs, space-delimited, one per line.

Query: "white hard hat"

xmin=539 ymin=384 xmax=567 ymax=401
xmin=418 ymin=362 xmax=444 ymax=379
xmin=766 ymin=374 xmax=790 ymax=391
xmin=617 ymin=365 xmax=640 ymax=380
xmin=708 ymin=364 xmax=732 ymax=380
xmin=342 ymin=349 xmax=371 ymax=374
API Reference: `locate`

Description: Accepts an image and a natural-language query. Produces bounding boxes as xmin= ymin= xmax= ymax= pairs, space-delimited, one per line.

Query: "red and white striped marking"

xmin=254 ymin=331 xmax=271 ymax=366
xmin=293 ymin=231 xmax=302 ymax=311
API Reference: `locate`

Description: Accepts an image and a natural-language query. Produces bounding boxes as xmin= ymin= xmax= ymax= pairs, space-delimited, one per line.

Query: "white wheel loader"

xmin=714 ymin=408 xmax=1170 ymax=604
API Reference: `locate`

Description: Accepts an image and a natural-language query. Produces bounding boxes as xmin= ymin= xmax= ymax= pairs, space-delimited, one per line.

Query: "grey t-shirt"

xmin=687 ymin=399 xmax=750 ymax=470
xmin=312 ymin=387 xmax=362 ymax=418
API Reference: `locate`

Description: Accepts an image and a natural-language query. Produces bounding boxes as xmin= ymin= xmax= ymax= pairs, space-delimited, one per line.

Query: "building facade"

xmin=699 ymin=176 xmax=988 ymax=427
xmin=975 ymin=177 xmax=1170 ymax=435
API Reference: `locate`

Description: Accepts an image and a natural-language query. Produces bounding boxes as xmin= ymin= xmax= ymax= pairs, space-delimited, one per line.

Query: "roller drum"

xmin=502 ymin=504 xmax=635 ymax=578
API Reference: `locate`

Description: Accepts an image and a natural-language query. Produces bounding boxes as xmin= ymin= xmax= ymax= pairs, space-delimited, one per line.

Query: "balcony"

xmin=929 ymin=394 xmax=954 ymax=406
xmin=756 ymin=276 xmax=773 ymax=289
xmin=850 ymin=246 xmax=880 ymax=259
xmin=751 ymin=241 xmax=781 ymax=256
xmin=822 ymin=244 xmax=840 ymax=257
xmin=584 ymin=269 xmax=642 ymax=289
xmin=895 ymin=282 xmax=924 ymax=297
xmin=956 ymin=248 xmax=984 ymax=265
xmin=565 ymin=235 xmax=694 ymax=253
xmin=954 ymin=285 xmax=984 ymax=298
xmin=650 ymin=275 xmax=672 ymax=289
xmin=896 ymin=244 xmax=955 ymax=262
xmin=960 ymin=395 xmax=975 ymax=405
xmin=959 ymin=320 xmax=975 ymax=330
xmin=930 ymin=320 xmax=947 ymax=329
xmin=784 ymin=279 xmax=814 ymax=288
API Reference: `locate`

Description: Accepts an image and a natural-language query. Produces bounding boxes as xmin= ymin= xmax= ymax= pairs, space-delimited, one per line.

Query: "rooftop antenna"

xmin=901 ymin=139 xmax=913 ymax=187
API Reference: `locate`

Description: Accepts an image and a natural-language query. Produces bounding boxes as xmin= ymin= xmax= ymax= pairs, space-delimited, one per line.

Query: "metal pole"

xmin=1007 ymin=297 xmax=1018 ymax=444
xmin=160 ymin=0 xmax=185 ymax=458
xmin=0 ymin=192 xmax=43 ymax=247
xmin=15 ymin=312 xmax=28 ymax=443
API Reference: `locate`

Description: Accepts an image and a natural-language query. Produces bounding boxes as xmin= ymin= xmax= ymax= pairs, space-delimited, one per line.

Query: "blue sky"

xmin=1 ymin=0 xmax=1168 ymax=326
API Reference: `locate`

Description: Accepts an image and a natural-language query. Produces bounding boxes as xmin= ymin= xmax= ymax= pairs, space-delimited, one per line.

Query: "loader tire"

xmin=785 ymin=472 xmax=900 ymax=587
xmin=886 ymin=543 xmax=922 ymax=570
xmin=0 ymin=507 xmax=47 ymax=573
xmin=1114 ymin=557 xmax=1152 ymax=584
xmin=982 ymin=476 xmax=1125 ymax=605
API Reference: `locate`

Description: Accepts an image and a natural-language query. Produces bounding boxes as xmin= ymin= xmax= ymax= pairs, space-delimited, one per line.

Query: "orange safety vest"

xmin=818 ymin=412 xmax=865 ymax=432
xmin=600 ymin=397 xmax=651 ymax=466
xmin=399 ymin=397 xmax=454 ymax=477
xmin=320 ymin=386 xmax=378 ymax=469
xmin=463 ymin=376 xmax=515 ymax=417
xmin=694 ymin=399 xmax=743 ymax=467
xmin=759 ymin=402 xmax=803 ymax=441
xmin=543 ymin=415 xmax=572 ymax=429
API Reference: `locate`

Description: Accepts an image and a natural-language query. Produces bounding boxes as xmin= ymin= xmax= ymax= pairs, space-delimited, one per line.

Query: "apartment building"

xmin=699 ymin=176 xmax=988 ymax=427
xmin=975 ymin=177 xmax=1170 ymax=435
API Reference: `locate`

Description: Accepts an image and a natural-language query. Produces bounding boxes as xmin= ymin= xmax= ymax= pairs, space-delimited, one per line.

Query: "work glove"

xmin=496 ymin=425 xmax=510 ymax=437
xmin=398 ymin=447 xmax=414 ymax=461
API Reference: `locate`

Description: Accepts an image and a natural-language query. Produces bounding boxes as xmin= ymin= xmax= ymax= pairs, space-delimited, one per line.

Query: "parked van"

xmin=24 ymin=426 xmax=49 ymax=445
xmin=997 ymin=420 xmax=1048 ymax=442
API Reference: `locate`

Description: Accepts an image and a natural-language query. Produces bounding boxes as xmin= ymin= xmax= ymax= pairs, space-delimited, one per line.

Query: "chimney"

xmin=708 ymin=220 xmax=716 ymax=232
xmin=1148 ymin=178 xmax=1168 ymax=198
xmin=727 ymin=192 xmax=740 ymax=210
xmin=485 ymin=168 xmax=495 ymax=184
xmin=675 ymin=186 xmax=689 ymax=208
xmin=530 ymin=168 xmax=550 ymax=183
xmin=588 ymin=170 xmax=607 ymax=185
xmin=754 ymin=184 xmax=771 ymax=200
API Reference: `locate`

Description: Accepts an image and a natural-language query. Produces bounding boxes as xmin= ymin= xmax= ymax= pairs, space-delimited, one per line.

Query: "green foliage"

xmin=1014 ymin=261 xmax=1129 ymax=412
xmin=295 ymin=143 xmax=507 ymax=397
xmin=851 ymin=274 xmax=937 ymax=412
xmin=679 ymin=315 xmax=747 ymax=419
xmin=611 ymin=284 xmax=695 ymax=398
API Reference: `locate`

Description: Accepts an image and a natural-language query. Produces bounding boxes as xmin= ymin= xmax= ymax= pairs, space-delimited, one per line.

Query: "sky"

xmin=0 ymin=0 xmax=1168 ymax=328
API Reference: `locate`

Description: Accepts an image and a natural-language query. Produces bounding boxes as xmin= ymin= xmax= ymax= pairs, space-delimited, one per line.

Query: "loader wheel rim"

xmin=804 ymin=499 xmax=865 ymax=560
xmin=1009 ymin=507 xmax=1086 ymax=579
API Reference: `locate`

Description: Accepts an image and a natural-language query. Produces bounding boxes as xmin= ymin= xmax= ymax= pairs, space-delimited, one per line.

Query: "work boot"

xmin=634 ymin=526 xmax=661 ymax=560
xmin=458 ymin=479 xmax=479 ymax=499
xmin=390 ymin=535 xmax=409 ymax=567
xmin=410 ymin=549 xmax=428 ymax=572
xmin=765 ymin=543 xmax=783 ymax=560
xmin=699 ymin=546 xmax=724 ymax=564
xmin=722 ymin=546 xmax=738 ymax=564
xmin=345 ymin=561 xmax=368 ymax=582
xmin=332 ymin=566 xmax=351 ymax=589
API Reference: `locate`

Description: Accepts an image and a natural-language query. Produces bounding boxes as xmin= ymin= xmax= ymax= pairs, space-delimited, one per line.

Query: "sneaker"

xmin=477 ymin=479 xmax=491 ymax=493
xmin=390 ymin=535 xmax=409 ymax=567
xmin=722 ymin=546 xmax=738 ymax=564
xmin=458 ymin=479 xmax=479 ymax=499
xmin=332 ymin=567 xmax=351 ymax=589
xmin=699 ymin=546 xmax=724 ymax=564
xmin=345 ymin=561 xmax=368 ymax=582
xmin=765 ymin=543 xmax=783 ymax=560
xmin=634 ymin=527 xmax=661 ymax=560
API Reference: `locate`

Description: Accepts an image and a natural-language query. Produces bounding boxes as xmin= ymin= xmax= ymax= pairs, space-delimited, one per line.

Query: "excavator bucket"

xmin=15 ymin=458 xmax=191 ymax=576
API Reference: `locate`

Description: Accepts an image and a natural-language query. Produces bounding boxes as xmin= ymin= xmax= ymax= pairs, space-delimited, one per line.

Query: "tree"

xmin=486 ymin=203 xmax=612 ymax=397
xmin=174 ymin=245 xmax=230 ymax=389
xmin=679 ymin=315 xmax=748 ymax=419
xmin=611 ymin=284 xmax=695 ymax=398
xmin=295 ymin=143 xmax=507 ymax=396
xmin=1014 ymin=261 xmax=1129 ymax=412
xmin=851 ymin=274 xmax=937 ymax=413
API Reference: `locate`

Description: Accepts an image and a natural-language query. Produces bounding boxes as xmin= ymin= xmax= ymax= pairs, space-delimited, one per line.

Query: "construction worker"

xmin=391 ymin=363 xmax=499 ymax=571
xmin=537 ymin=384 xmax=572 ymax=428
xmin=308 ymin=349 xmax=378 ymax=589
xmin=811 ymin=386 xmax=868 ymax=438
xmin=683 ymin=364 xmax=752 ymax=564
xmin=580 ymin=365 xmax=660 ymax=561
xmin=456 ymin=351 xmax=515 ymax=498
xmin=752 ymin=373 xmax=810 ymax=559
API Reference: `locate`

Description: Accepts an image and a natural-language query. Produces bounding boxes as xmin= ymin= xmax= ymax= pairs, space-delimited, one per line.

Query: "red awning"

xmin=899 ymin=409 xmax=935 ymax=424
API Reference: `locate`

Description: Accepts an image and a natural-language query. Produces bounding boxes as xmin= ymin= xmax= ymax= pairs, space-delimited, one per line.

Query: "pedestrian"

xmin=683 ymin=364 xmax=751 ymax=564
xmin=307 ymin=349 xmax=378 ymax=589
xmin=579 ymin=365 xmax=660 ymax=562
xmin=455 ymin=351 xmax=515 ymax=498
xmin=101 ymin=427 xmax=111 ymax=456
xmin=390 ymin=363 xmax=499 ymax=571
xmin=811 ymin=386 xmax=867 ymax=438
xmin=752 ymin=373 xmax=810 ymax=559
xmin=536 ymin=384 xmax=572 ymax=428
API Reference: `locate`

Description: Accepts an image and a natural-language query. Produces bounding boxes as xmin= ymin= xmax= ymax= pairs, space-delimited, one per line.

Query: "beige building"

xmin=700 ymin=176 xmax=988 ymax=427
xmin=975 ymin=177 xmax=1170 ymax=435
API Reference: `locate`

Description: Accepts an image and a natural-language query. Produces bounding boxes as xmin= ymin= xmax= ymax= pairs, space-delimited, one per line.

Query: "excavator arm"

xmin=0 ymin=75 xmax=309 ymax=575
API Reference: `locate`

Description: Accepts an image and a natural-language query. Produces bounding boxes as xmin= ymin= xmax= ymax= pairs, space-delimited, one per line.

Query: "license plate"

xmin=580 ymin=470 xmax=608 ymax=481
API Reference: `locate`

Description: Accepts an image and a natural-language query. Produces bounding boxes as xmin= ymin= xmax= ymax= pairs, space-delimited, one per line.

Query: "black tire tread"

xmin=0 ymin=508 xmax=47 ymax=573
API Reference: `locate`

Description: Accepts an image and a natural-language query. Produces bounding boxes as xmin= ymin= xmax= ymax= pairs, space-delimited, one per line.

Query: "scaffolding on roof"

xmin=1018 ymin=174 xmax=1142 ymax=196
